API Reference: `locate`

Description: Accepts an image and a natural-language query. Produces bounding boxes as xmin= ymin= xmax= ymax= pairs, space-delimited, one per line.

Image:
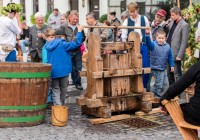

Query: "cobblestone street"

xmin=0 ymin=77 xmax=185 ymax=140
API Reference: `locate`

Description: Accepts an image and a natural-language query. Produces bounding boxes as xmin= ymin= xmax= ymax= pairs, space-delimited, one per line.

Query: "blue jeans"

xmin=167 ymin=61 xmax=182 ymax=85
xmin=20 ymin=40 xmax=29 ymax=53
xmin=151 ymin=69 xmax=167 ymax=98
xmin=70 ymin=50 xmax=82 ymax=86
xmin=147 ymin=69 xmax=168 ymax=92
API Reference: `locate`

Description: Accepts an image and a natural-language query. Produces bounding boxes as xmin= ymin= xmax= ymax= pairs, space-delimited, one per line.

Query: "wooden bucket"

xmin=0 ymin=62 xmax=51 ymax=127
xmin=52 ymin=106 xmax=68 ymax=126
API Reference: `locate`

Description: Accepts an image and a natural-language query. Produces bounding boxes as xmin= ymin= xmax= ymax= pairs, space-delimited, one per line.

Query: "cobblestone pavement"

xmin=0 ymin=77 xmax=186 ymax=140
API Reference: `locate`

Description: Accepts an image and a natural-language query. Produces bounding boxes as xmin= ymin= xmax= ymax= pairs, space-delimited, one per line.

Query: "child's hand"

xmin=171 ymin=67 xmax=174 ymax=72
xmin=77 ymin=25 xmax=84 ymax=32
xmin=145 ymin=27 xmax=151 ymax=35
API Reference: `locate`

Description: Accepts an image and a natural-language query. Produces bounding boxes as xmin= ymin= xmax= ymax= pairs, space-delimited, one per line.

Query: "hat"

xmin=54 ymin=29 xmax=67 ymax=38
xmin=156 ymin=9 xmax=167 ymax=17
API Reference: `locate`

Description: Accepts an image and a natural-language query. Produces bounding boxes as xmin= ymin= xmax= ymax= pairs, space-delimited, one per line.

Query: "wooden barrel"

xmin=0 ymin=62 xmax=51 ymax=127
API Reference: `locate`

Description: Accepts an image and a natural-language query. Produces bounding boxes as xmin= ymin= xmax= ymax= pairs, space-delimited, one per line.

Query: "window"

xmin=33 ymin=0 xmax=39 ymax=13
xmin=137 ymin=2 xmax=145 ymax=15
xmin=47 ymin=0 xmax=54 ymax=12
xmin=20 ymin=0 xmax=25 ymax=13
xmin=70 ymin=0 xmax=78 ymax=11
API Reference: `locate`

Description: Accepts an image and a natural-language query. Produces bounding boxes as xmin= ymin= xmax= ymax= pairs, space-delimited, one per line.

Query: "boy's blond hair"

xmin=44 ymin=28 xmax=55 ymax=37
xmin=156 ymin=30 xmax=166 ymax=37
xmin=127 ymin=2 xmax=138 ymax=11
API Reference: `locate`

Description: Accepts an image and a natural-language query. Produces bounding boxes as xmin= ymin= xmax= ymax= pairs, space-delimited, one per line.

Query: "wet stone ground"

xmin=0 ymin=77 xmax=185 ymax=140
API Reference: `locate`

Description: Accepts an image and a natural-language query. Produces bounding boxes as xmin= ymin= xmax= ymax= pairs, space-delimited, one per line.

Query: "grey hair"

xmin=121 ymin=11 xmax=129 ymax=18
xmin=34 ymin=12 xmax=44 ymax=19
xmin=86 ymin=12 xmax=96 ymax=20
xmin=170 ymin=6 xmax=181 ymax=16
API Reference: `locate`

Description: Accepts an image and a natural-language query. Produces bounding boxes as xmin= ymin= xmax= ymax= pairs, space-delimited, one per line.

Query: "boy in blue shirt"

xmin=146 ymin=29 xmax=174 ymax=99
xmin=44 ymin=26 xmax=83 ymax=105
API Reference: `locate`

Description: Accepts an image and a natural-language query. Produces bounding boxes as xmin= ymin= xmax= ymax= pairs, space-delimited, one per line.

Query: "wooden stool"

xmin=162 ymin=98 xmax=200 ymax=140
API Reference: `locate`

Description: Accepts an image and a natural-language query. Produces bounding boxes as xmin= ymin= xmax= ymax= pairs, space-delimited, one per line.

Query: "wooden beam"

xmin=76 ymin=96 xmax=88 ymax=106
xmin=89 ymin=114 xmax=131 ymax=124
xmin=135 ymin=108 xmax=163 ymax=116
xmin=101 ymin=42 xmax=133 ymax=51
xmin=92 ymin=68 xmax=151 ymax=78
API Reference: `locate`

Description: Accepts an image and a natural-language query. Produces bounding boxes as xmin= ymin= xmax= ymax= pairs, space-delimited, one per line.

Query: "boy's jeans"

xmin=51 ymin=76 xmax=69 ymax=105
xmin=151 ymin=69 xmax=167 ymax=98
xmin=20 ymin=40 xmax=29 ymax=53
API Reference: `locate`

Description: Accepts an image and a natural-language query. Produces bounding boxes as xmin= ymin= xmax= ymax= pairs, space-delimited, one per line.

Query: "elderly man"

xmin=48 ymin=8 xmax=61 ymax=29
xmin=86 ymin=12 xmax=109 ymax=42
xmin=151 ymin=9 xmax=167 ymax=40
xmin=60 ymin=10 xmax=86 ymax=90
xmin=29 ymin=12 xmax=49 ymax=62
xmin=0 ymin=3 xmax=22 ymax=62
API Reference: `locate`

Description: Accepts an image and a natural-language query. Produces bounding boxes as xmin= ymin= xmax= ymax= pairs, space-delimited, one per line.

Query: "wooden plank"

xmin=101 ymin=42 xmax=133 ymax=51
xmin=179 ymin=121 xmax=200 ymax=130
xmin=76 ymin=96 xmax=87 ymax=106
xmin=85 ymin=33 xmax=104 ymax=98
xmin=81 ymin=106 xmax=111 ymax=118
xmin=135 ymin=108 xmax=163 ymax=116
xmin=118 ymin=54 xmax=130 ymax=96
xmin=89 ymin=114 xmax=131 ymax=125
xmin=103 ymin=54 xmax=112 ymax=97
xmin=110 ymin=54 xmax=119 ymax=97
xmin=92 ymin=68 xmax=151 ymax=78
xmin=128 ymin=32 xmax=144 ymax=93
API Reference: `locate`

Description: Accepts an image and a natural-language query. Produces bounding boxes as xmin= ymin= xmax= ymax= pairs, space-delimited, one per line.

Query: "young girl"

xmin=60 ymin=13 xmax=68 ymax=25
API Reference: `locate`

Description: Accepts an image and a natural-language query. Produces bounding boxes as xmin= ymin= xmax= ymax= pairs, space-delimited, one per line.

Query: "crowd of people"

xmin=1 ymin=2 xmax=200 ymax=128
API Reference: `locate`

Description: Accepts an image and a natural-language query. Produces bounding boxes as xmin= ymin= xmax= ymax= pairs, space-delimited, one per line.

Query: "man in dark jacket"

xmin=161 ymin=61 xmax=200 ymax=126
xmin=60 ymin=10 xmax=86 ymax=90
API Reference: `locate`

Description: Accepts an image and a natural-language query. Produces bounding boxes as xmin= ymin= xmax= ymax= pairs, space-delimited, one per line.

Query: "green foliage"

xmin=30 ymin=14 xmax=36 ymax=25
xmin=1 ymin=3 xmax=22 ymax=16
xmin=99 ymin=14 xmax=107 ymax=23
xmin=181 ymin=3 xmax=200 ymax=71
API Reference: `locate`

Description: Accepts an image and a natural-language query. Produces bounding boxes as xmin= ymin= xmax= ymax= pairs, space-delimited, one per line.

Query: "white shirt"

xmin=0 ymin=16 xmax=21 ymax=46
xmin=121 ymin=15 xmax=149 ymax=42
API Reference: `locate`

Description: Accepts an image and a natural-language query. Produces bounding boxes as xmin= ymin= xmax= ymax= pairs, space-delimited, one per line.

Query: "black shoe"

xmin=76 ymin=85 xmax=83 ymax=90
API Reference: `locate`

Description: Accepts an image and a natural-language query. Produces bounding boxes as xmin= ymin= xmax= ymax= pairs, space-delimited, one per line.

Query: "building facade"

xmin=2 ymin=0 xmax=199 ymax=26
